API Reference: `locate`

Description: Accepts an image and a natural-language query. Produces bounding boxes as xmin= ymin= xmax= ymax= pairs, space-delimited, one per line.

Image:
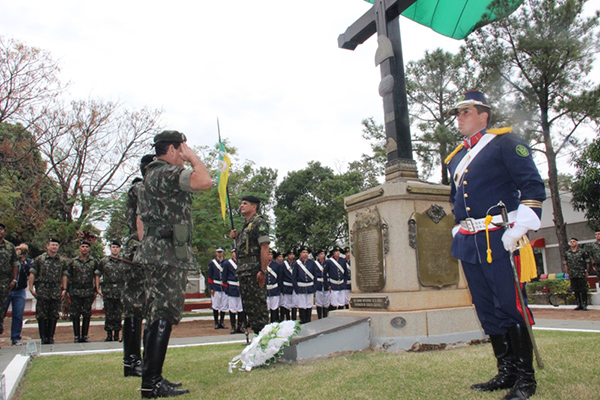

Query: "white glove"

xmin=502 ymin=225 xmax=528 ymax=252
xmin=501 ymin=204 xmax=541 ymax=251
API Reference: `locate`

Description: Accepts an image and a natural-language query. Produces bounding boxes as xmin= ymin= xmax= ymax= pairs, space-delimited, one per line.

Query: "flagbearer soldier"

xmin=229 ymin=195 xmax=270 ymax=336
xmin=97 ymin=240 xmax=125 ymax=342
xmin=223 ymin=248 xmax=246 ymax=334
xmin=29 ymin=238 xmax=68 ymax=344
xmin=293 ymin=246 xmax=316 ymax=324
xmin=313 ymin=248 xmax=330 ymax=319
xmin=446 ymin=90 xmax=545 ymax=399
xmin=280 ymin=249 xmax=296 ymax=321
xmin=207 ymin=247 xmax=228 ymax=329
xmin=67 ymin=238 xmax=100 ymax=343
xmin=343 ymin=246 xmax=352 ymax=309
xmin=324 ymin=246 xmax=348 ymax=310
xmin=266 ymin=249 xmax=283 ymax=323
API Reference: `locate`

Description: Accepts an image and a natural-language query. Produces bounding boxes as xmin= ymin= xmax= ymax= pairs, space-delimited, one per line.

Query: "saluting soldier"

xmin=222 ymin=248 xmax=246 ymax=334
xmin=207 ymin=247 xmax=228 ymax=329
xmin=229 ymin=195 xmax=270 ymax=335
xmin=67 ymin=239 xmax=99 ymax=343
xmin=292 ymin=246 xmax=316 ymax=324
xmin=134 ymin=130 xmax=212 ymax=398
xmin=313 ymin=248 xmax=329 ymax=319
xmin=324 ymin=246 xmax=347 ymax=310
xmin=29 ymin=238 xmax=68 ymax=344
xmin=97 ymin=240 xmax=125 ymax=342
xmin=266 ymin=250 xmax=283 ymax=323
xmin=564 ymin=238 xmax=590 ymax=311
xmin=280 ymin=249 xmax=296 ymax=321
xmin=446 ymin=90 xmax=545 ymax=399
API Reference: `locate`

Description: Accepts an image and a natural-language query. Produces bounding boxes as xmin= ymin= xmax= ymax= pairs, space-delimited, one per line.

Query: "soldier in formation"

xmin=313 ymin=248 xmax=329 ymax=319
xmin=0 ymin=223 xmax=18 ymax=337
xmin=223 ymin=248 xmax=246 ymax=334
xmin=564 ymin=237 xmax=590 ymax=311
xmin=266 ymin=249 xmax=283 ymax=323
xmin=207 ymin=247 xmax=228 ymax=329
xmin=97 ymin=240 xmax=125 ymax=341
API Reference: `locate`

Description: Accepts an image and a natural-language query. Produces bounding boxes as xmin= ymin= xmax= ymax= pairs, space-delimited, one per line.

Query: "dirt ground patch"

xmin=3 ymin=307 xmax=598 ymax=346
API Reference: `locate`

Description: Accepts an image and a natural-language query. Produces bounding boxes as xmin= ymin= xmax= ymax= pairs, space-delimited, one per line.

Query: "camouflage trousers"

xmin=36 ymin=297 xmax=61 ymax=320
xmin=0 ymin=280 xmax=10 ymax=324
xmin=238 ymin=264 xmax=268 ymax=333
xmin=146 ymin=264 xmax=187 ymax=325
xmin=122 ymin=264 xmax=147 ymax=319
xmin=70 ymin=295 xmax=94 ymax=319
xmin=103 ymin=297 xmax=123 ymax=331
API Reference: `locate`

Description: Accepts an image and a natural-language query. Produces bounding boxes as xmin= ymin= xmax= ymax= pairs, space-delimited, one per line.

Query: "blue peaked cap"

xmin=448 ymin=90 xmax=491 ymax=116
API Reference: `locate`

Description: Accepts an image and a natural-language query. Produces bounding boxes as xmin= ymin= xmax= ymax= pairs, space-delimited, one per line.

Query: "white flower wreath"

xmin=229 ymin=320 xmax=301 ymax=372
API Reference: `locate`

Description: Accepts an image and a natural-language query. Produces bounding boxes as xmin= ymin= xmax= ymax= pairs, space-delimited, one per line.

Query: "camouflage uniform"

xmin=31 ymin=253 xmax=68 ymax=320
xmin=235 ymin=213 xmax=270 ymax=333
xmin=133 ymin=159 xmax=197 ymax=325
xmin=589 ymin=241 xmax=600 ymax=278
xmin=97 ymin=256 xmax=125 ymax=332
xmin=122 ymin=234 xmax=147 ymax=319
xmin=564 ymin=247 xmax=590 ymax=292
xmin=67 ymin=257 xmax=98 ymax=318
xmin=0 ymin=239 xmax=19 ymax=333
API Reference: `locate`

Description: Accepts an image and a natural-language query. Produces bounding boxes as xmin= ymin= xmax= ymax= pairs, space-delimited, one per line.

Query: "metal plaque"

xmin=351 ymin=207 xmax=387 ymax=292
xmin=409 ymin=205 xmax=459 ymax=288
xmin=350 ymin=296 xmax=389 ymax=310
xmin=390 ymin=317 xmax=406 ymax=329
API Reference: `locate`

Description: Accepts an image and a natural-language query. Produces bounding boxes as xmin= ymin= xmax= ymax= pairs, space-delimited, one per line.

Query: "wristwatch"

xmin=259 ymin=269 xmax=267 ymax=275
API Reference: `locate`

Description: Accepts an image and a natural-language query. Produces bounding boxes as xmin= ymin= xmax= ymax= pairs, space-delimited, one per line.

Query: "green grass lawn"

xmin=15 ymin=330 xmax=599 ymax=400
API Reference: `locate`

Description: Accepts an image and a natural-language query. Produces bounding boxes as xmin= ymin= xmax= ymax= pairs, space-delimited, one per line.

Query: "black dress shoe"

xmin=141 ymin=378 xmax=189 ymax=398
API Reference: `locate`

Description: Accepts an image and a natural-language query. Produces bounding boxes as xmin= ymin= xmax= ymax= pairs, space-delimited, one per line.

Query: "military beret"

xmin=298 ymin=245 xmax=311 ymax=254
xmin=80 ymin=240 xmax=91 ymax=246
xmin=141 ymin=154 xmax=155 ymax=165
xmin=111 ymin=240 xmax=122 ymax=247
xmin=48 ymin=238 xmax=60 ymax=244
xmin=241 ymin=195 xmax=261 ymax=205
xmin=331 ymin=245 xmax=343 ymax=253
xmin=153 ymin=130 xmax=187 ymax=145
xmin=448 ymin=90 xmax=491 ymax=116
xmin=313 ymin=248 xmax=326 ymax=257
xmin=0 ymin=223 xmax=5 ymax=229
xmin=284 ymin=249 xmax=295 ymax=256
xmin=570 ymin=237 xmax=578 ymax=241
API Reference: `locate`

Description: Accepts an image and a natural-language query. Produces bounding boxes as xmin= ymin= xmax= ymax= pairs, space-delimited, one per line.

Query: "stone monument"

xmin=334 ymin=0 xmax=484 ymax=350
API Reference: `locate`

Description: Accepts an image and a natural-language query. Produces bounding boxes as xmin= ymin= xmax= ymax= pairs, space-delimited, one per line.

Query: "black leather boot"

xmin=322 ymin=306 xmax=328 ymax=318
xmin=306 ymin=308 xmax=312 ymax=323
xmin=114 ymin=330 xmax=120 ymax=342
xmin=141 ymin=319 xmax=189 ymax=398
xmin=229 ymin=312 xmax=237 ymax=334
xmin=104 ymin=330 xmax=113 ymax=342
xmin=72 ymin=316 xmax=81 ymax=343
xmin=80 ymin=316 xmax=91 ymax=342
xmin=212 ymin=309 xmax=219 ymax=329
xmin=574 ymin=292 xmax=582 ymax=310
xmin=47 ymin=319 xmax=57 ymax=344
xmin=270 ymin=309 xmax=279 ymax=323
xmin=291 ymin=308 xmax=297 ymax=320
xmin=471 ymin=333 xmax=517 ymax=391
xmin=581 ymin=291 xmax=588 ymax=311
xmin=218 ymin=312 xmax=226 ymax=329
xmin=38 ymin=318 xmax=47 ymax=344
xmin=502 ymin=324 xmax=536 ymax=400
xmin=316 ymin=306 xmax=323 ymax=319
xmin=123 ymin=317 xmax=143 ymax=377
xmin=237 ymin=312 xmax=246 ymax=334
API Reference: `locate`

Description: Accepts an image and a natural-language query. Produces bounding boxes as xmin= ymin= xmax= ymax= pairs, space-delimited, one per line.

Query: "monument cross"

xmin=339 ymin=0 xmax=418 ymax=180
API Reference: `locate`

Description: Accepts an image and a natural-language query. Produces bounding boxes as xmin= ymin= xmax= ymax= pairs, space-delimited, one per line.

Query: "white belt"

xmin=316 ymin=278 xmax=324 ymax=282
xmin=298 ymin=282 xmax=313 ymax=287
xmin=459 ymin=211 xmax=516 ymax=233
xmin=228 ymin=281 xmax=239 ymax=286
xmin=329 ymin=279 xmax=343 ymax=285
xmin=213 ymin=280 xmax=223 ymax=285
xmin=267 ymin=284 xmax=277 ymax=290
xmin=283 ymin=282 xmax=293 ymax=287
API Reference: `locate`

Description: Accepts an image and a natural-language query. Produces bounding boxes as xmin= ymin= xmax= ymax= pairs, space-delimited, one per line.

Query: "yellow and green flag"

xmin=217 ymin=140 xmax=231 ymax=224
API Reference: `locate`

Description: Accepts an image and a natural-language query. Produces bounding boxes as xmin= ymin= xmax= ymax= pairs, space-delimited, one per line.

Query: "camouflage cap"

xmin=153 ymin=130 xmax=187 ymax=145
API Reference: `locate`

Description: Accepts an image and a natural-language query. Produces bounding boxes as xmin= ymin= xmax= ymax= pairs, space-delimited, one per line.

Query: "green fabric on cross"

xmin=362 ymin=0 xmax=523 ymax=39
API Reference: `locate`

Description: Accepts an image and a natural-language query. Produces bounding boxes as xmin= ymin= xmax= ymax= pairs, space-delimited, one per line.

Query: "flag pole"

xmin=217 ymin=118 xmax=236 ymax=232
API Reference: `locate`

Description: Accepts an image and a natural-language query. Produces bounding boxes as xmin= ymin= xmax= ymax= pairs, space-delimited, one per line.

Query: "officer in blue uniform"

xmin=292 ymin=245 xmax=316 ymax=324
xmin=313 ymin=248 xmax=330 ymax=319
xmin=207 ymin=247 xmax=227 ymax=329
xmin=222 ymin=248 xmax=246 ymax=334
xmin=324 ymin=246 xmax=348 ymax=310
xmin=266 ymin=250 xmax=283 ymax=323
xmin=446 ymin=90 xmax=545 ymax=400
xmin=280 ymin=249 xmax=296 ymax=321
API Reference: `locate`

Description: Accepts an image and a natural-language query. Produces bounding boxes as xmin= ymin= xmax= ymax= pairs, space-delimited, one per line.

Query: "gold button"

xmin=465 ymin=169 xmax=468 ymax=173
xmin=466 ymin=207 xmax=471 ymax=211
xmin=464 ymin=193 xmax=468 ymax=198
xmin=463 ymin=181 xmax=468 ymax=185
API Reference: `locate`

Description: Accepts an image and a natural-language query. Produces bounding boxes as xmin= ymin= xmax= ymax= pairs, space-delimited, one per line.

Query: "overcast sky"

xmin=2 ymin=0 xmax=598 ymax=182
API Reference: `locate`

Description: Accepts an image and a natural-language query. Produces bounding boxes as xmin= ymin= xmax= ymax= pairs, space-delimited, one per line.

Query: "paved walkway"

xmin=1 ymin=305 xmax=599 ymax=399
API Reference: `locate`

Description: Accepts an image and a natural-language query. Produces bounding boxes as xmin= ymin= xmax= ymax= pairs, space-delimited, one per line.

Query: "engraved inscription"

xmin=350 ymin=296 xmax=389 ymax=309
xmin=353 ymin=207 xmax=386 ymax=292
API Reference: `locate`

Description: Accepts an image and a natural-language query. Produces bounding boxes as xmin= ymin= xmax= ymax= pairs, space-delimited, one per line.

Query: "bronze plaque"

xmin=351 ymin=207 xmax=386 ymax=292
xmin=350 ymin=296 xmax=389 ymax=310
xmin=409 ymin=205 xmax=459 ymax=288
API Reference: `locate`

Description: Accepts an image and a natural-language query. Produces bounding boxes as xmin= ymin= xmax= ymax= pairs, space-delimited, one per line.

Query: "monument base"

xmin=332 ymin=307 xmax=485 ymax=351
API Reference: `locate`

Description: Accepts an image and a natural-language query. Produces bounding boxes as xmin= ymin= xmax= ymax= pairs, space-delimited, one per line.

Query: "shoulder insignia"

xmin=258 ymin=225 xmax=267 ymax=232
xmin=487 ymin=127 xmax=512 ymax=135
xmin=444 ymin=143 xmax=464 ymax=165
xmin=515 ymin=144 xmax=530 ymax=157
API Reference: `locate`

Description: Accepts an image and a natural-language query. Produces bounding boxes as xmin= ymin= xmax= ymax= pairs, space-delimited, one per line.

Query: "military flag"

xmin=217 ymin=125 xmax=232 ymax=224
xmin=363 ymin=0 xmax=523 ymax=40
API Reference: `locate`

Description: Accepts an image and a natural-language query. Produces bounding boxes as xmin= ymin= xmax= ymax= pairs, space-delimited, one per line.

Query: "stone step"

xmin=282 ymin=315 xmax=370 ymax=362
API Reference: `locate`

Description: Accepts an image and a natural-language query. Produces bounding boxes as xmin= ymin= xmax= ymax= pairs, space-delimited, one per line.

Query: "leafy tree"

xmin=465 ymin=0 xmax=600 ymax=264
xmin=544 ymin=173 xmax=573 ymax=191
xmin=571 ymin=137 xmax=600 ymax=228
xmin=273 ymin=162 xmax=365 ymax=253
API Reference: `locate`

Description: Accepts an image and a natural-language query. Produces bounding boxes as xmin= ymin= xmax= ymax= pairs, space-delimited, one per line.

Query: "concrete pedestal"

xmin=343 ymin=178 xmax=484 ymax=350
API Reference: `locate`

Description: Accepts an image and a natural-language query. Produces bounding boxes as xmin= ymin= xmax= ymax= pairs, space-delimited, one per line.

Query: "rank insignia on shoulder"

xmin=487 ymin=127 xmax=512 ymax=135
xmin=515 ymin=144 xmax=530 ymax=157
xmin=258 ymin=225 xmax=266 ymax=232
